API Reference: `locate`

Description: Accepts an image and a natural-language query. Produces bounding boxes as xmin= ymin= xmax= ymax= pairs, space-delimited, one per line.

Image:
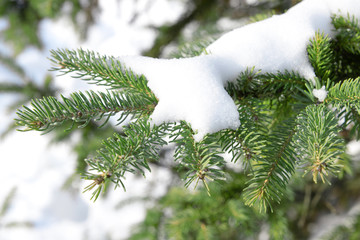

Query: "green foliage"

xmin=243 ymin=117 xmax=297 ymax=212
xmin=0 ymin=1 xmax=358 ymax=239
xmin=28 ymin=0 xmax=65 ymax=18
xmin=171 ymin=121 xmax=225 ymax=195
xmin=327 ymin=78 xmax=360 ymax=108
xmin=13 ymin=12 xmax=360 ymax=219
xmin=332 ymin=14 xmax=360 ymax=55
xmin=130 ymin=172 xmax=297 ymax=240
xmin=326 ymin=78 xmax=360 ymax=140
xmin=3 ymin=10 xmax=41 ymax=53
xmin=294 ymin=105 xmax=345 ymax=184
xmin=307 ymin=32 xmax=334 ymax=82
xmin=1 ymin=1 xmax=358 ymax=239
xmin=219 ymin=99 xmax=267 ymax=165
xmin=0 ymin=52 xmax=57 ymax=137
xmin=331 ymin=14 xmax=360 ymax=80
xmin=50 ymin=49 xmax=157 ymax=99
xmin=15 ymin=90 xmax=155 ymax=133
xmin=82 ymin=120 xmax=168 ymax=201
xmin=225 ymin=67 xmax=308 ymax=103
xmin=129 ymin=173 xmax=264 ymax=240
xmin=0 ymin=0 xmax=97 ymax=53
xmin=269 ymin=211 xmax=292 ymax=240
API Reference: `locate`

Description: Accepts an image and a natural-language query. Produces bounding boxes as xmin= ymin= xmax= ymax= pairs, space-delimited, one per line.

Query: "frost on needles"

xmin=16 ymin=0 xmax=360 ymax=212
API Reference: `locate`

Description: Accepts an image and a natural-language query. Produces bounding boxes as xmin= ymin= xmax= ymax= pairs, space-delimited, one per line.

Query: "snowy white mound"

xmin=117 ymin=0 xmax=360 ymax=141
xmin=118 ymin=55 xmax=240 ymax=141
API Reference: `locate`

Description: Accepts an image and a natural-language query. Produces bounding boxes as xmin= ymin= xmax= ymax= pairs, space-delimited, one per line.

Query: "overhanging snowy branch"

xmin=14 ymin=0 xmax=360 ymax=212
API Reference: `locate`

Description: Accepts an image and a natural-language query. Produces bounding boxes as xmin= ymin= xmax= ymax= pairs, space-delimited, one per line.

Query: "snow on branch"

xmin=116 ymin=0 xmax=360 ymax=141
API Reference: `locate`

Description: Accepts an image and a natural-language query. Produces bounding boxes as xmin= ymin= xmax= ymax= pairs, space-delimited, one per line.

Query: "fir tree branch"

xmin=170 ymin=121 xmax=225 ymax=195
xmin=15 ymin=90 xmax=156 ymax=132
xmin=259 ymin=71 xmax=307 ymax=97
xmin=243 ymin=118 xmax=297 ymax=212
xmin=82 ymin=120 xmax=168 ymax=201
xmin=332 ymin=13 xmax=360 ymax=54
xmin=219 ymin=99 xmax=267 ymax=166
xmin=307 ymin=31 xmax=334 ymax=82
xmin=226 ymin=67 xmax=261 ymax=99
xmin=50 ymin=48 xmax=157 ymax=100
xmin=325 ymin=77 xmax=360 ymax=108
xmin=293 ymin=105 xmax=345 ymax=184
xmin=226 ymin=69 xmax=307 ymax=100
xmin=325 ymin=77 xmax=360 ymax=139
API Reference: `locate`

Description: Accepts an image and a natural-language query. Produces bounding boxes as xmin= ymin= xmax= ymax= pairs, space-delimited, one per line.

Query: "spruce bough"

xmin=16 ymin=14 xmax=360 ymax=212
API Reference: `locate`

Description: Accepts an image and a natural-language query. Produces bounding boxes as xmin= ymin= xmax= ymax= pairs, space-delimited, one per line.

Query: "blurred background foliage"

xmin=0 ymin=0 xmax=98 ymax=53
xmin=1 ymin=0 xmax=360 ymax=239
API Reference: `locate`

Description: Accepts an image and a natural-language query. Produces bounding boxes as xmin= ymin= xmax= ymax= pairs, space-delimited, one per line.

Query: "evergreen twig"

xmin=50 ymin=48 xmax=157 ymax=100
xmin=243 ymin=118 xmax=297 ymax=212
xmin=16 ymin=90 xmax=156 ymax=132
xmin=170 ymin=121 xmax=226 ymax=195
xmin=293 ymin=105 xmax=345 ymax=184
xmin=332 ymin=13 xmax=360 ymax=54
xmin=82 ymin=120 xmax=168 ymax=201
xmin=307 ymin=31 xmax=334 ymax=82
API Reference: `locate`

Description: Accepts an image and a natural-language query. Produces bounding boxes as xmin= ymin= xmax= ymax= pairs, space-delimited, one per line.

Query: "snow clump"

xmin=117 ymin=0 xmax=360 ymax=141
xmin=313 ymin=86 xmax=328 ymax=102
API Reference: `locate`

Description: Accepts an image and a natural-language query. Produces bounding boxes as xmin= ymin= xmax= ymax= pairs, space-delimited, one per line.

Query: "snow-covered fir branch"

xmin=15 ymin=0 xmax=360 ymax=212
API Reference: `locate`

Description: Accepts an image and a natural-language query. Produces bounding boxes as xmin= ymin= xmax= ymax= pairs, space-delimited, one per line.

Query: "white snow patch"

xmin=0 ymin=17 xmax=8 ymax=30
xmin=312 ymin=86 xmax=328 ymax=102
xmin=83 ymin=0 xmax=164 ymax=57
xmin=326 ymin=0 xmax=360 ymax=18
xmin=309 ymin=200 xmax=360 ymax=240
xmin=116 ymin=0 xmax=360 ymax=140
xmin=16 ymin=47 xmax=50 ymax=85
xmin=207 ymin=0 xmax=335 ymax=81
xmin=38 ymin=18 xmax=80 ymax=51
xmin=118 ymin=55 xmax=240 ymax=141
xmin=246 ymin=0 xmax=259 ymax=5
xmin=134 ymin=0 xmax=186 ymax=27
xmin=347 ymin=140 xmax=360 ymax=160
